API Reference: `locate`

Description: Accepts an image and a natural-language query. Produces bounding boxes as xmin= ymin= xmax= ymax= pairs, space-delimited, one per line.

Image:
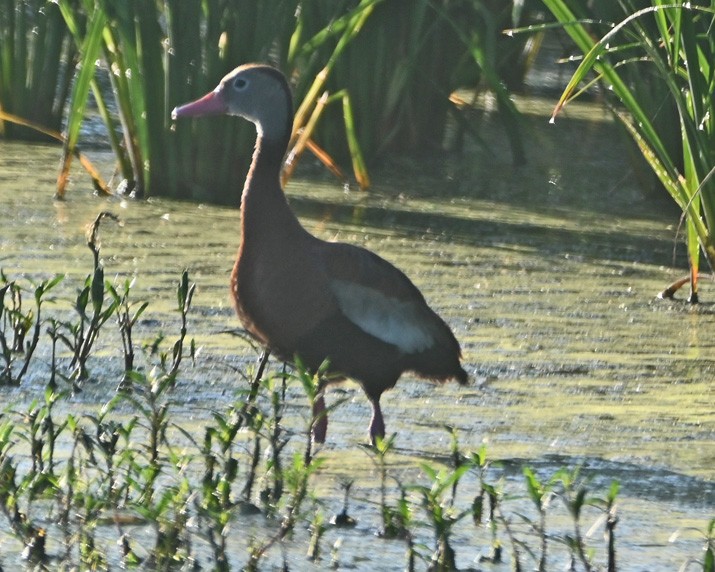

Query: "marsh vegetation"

xmin=1 ymin=1 xmax=714 ymax=569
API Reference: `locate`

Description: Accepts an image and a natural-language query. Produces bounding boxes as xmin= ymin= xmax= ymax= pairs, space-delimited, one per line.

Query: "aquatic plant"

xmin=0 ymin=0 xmax=77 ymax=141
xmin=0 ymin=271 xmax=63 ymax=385
xmin=244 ymin=447 xmax=327 ymax=571
xmin=291 ymin=0 xmax=535 ymax=169
xmin=0 ymin=411 xmax=49 ymax=565
xmin=62 ymin=212 xmax=121 ymax=386
xmin=540 ymin=1 xmax=715 ymax=301
xmin=110 ymin=277 xmax=149 ymax=387
xmin=56 ymin=0 xmax=379 ymax=200
xmin=259 ymin=369 xmax=291 ymax=508
xmin=1 ymin=213 xmax=712 ymax=569
xmin=522 ymin=466 xmax=557 ymax=570
xmin=471 ymin=443 xmax=503 ymax=563
xmin=331 ymin=478 xmax=358 ymax=528
xmin=671 ymin=517 xmax=715 ymax=572
xmin=54 ymin=0 xmax=302 ymax=201
xmin=362 ymin=433 xmax=404 ymax=538
xmin=0 ymin=298 xmax=710 ymax=570
xmin=554 ymin=466 xmax=597 ymax=571
xmin=412 ymin=461 xmax=472 ymax=570
xmin=48 ymin=0 xmax=534 ymax=200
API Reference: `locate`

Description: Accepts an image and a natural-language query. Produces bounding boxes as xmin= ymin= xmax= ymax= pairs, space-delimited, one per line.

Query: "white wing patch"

xmin=330 ymin=279 xmax=435 ymax=353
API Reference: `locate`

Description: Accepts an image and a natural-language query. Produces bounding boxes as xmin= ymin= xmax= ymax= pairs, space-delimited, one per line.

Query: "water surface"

xmin=0 ymin=95 xmax=713 ymax=570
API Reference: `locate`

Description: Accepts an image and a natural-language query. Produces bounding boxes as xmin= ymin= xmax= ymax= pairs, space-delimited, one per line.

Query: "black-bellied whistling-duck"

xmin=173 ymin=64 xmax=467 ymax=444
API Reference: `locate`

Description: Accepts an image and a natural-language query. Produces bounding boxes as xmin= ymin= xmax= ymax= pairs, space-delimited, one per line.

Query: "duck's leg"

xmin=369 ymin=396 xmax=386 ymax=445
xmin=312 ymin=383 xmax=328 ymax=443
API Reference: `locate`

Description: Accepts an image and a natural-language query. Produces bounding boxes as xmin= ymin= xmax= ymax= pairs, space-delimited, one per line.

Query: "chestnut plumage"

xmin=173 ymin=64 xmax=467 ymax=443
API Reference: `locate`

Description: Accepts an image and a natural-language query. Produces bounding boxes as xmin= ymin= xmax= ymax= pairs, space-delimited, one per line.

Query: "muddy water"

xmin=0 ymin=95 xmax=713 ymax=570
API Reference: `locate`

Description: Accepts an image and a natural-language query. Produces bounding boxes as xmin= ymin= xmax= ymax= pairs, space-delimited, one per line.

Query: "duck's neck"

xmin=240 ymin=135 xmax=301 ymax=242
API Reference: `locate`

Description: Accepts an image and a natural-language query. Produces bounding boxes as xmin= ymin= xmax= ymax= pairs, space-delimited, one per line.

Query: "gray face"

xmin=217 ymin=66 xmax=291 ymax=141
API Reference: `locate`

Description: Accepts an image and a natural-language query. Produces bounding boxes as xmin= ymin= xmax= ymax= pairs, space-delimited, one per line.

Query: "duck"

xmin=172 ymin=63 xmax=467 ymax=444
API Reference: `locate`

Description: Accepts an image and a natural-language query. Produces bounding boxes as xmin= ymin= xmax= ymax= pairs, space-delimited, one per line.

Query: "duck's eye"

xmin=233 ymin=77 xmax=248 ymax=91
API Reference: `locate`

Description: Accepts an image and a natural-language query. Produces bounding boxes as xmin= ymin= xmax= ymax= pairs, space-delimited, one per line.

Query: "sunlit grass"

xmin=539 ymin=0 xmax=715 ymax=301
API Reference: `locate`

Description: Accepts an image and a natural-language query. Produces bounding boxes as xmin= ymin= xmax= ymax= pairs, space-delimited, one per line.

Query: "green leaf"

xmin=472 ymin=492 xmax=484 ymax=525
xmin=607 ymin=480 xmax=620 ymax=504
xmin=705 ymin=545 xmax=714 ymax=572
xmin=90 ymin=266 xmax=105 ymax=316
xmin=56 ymin=2 xmax=107 ymax=197
xmin=523 ymin=466 xmax=544 ymax=508
xmin=76 ymin=285 xmax=90 ymax=319
xmin=572 ymin=487 xmax=587 ymax=520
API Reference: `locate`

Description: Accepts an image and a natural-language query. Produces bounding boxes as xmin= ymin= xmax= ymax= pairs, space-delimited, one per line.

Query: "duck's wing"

xmin=316 ymin=241 xmax=459 ymax=357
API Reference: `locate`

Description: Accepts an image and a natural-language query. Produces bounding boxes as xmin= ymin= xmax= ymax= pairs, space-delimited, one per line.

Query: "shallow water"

xmin=0 ymin=94 xmax=713 ymax=570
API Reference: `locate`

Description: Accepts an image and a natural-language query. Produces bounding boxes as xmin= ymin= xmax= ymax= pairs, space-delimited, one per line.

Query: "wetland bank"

xmin=0 ymin=95 xmax=713 ymax=569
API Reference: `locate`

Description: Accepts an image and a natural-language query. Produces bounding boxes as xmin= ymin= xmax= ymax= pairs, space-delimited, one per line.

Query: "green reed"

xmin=0 ymin=299 xmax=711 ymax=570
xmin=412 ymin=462 xmax=471 ymax=569
xmin=1 ymin=1 xmax=538 ymax=199
xmin=471 ymin=444 xmax=503 ymax=563
xmin=292 ymin=0 xmax=535 ymax=171
xmin=540 ymin=1 xmax=715 ymax=302
xmin=54 ymin=0 xmax=302 ymax=202
xmin=0 ymin=0 xmax=76 ymax=141
xmin=47 ymin=1 xmax=535 ymax=199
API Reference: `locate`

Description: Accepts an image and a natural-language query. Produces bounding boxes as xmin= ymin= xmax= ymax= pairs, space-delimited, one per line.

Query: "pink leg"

xmin=369 ymin=398 xmax=385 ymax=445
xmin=312 ymin=392 xmax=328 ymax=443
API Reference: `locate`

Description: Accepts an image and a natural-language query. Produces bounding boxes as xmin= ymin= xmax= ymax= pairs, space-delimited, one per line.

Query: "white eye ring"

xmin=234 ymin=77 xmax=248 ymax=91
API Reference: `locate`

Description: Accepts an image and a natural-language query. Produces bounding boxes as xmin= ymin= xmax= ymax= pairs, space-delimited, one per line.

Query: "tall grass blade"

xmin=545 ymin=0 xmax=715 ymax=299
xmin=0 ymin=2 xmax=76 ymax=140
xmin=56 ymin=2 xmax=106 ymax=198
xmin=341 ymin=90 xmax=370 ymax=189
xmin=49 ymin=1 xmax=531 ymax=199
xmin=283 ymin=91 xmax=332 ymax=187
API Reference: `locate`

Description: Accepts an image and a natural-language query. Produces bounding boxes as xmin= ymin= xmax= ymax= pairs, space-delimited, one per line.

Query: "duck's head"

xmin=172 ymin=64 xmax=293 ymax=143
